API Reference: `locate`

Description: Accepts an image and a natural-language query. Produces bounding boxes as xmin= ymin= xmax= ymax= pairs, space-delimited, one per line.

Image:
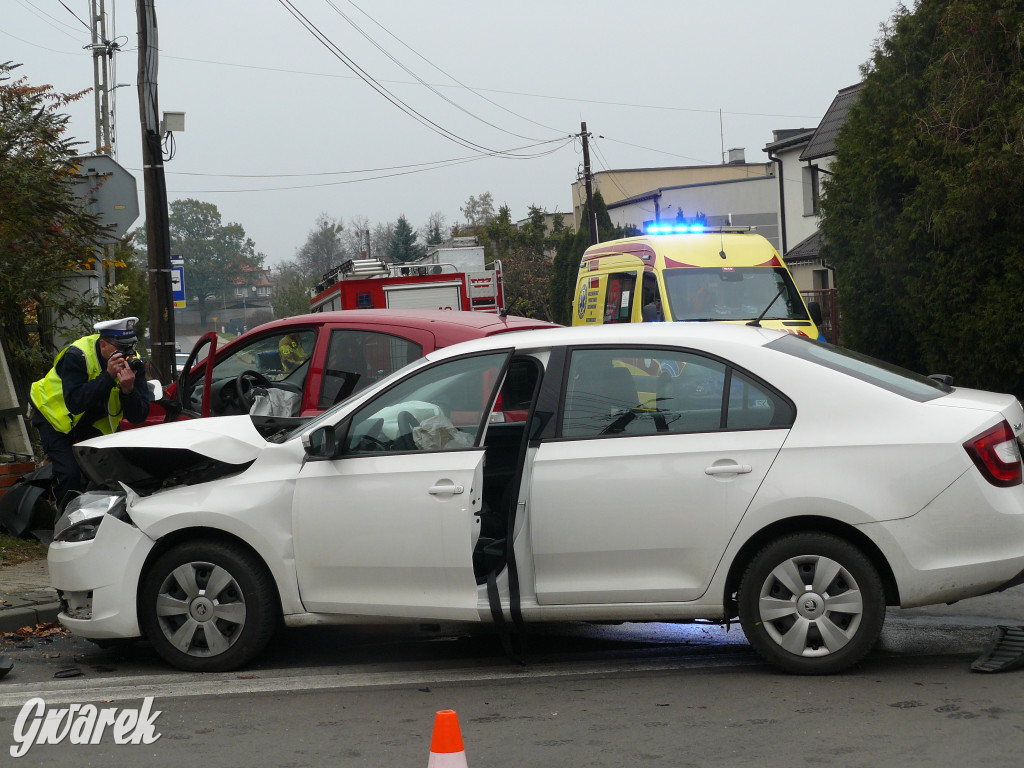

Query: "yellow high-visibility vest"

xmin=30 ymin=335 xmax=122 ymax=435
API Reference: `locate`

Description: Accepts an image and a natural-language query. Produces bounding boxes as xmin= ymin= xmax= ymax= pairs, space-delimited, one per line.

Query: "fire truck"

xmin=309 ymin=257 xmax=504 ymax=314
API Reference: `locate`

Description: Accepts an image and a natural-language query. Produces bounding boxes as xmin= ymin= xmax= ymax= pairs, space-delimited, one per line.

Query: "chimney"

xmin=727 ymin=147 xmax=746 ymax=164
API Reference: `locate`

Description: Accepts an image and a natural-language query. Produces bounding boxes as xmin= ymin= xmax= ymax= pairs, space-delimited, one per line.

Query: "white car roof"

xmin=425 ymin=321 xmax=789 ymax=361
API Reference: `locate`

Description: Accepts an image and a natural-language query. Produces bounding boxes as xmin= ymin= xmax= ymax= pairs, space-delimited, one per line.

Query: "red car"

xmin=138 ymin=310 xmax=559 ymax=429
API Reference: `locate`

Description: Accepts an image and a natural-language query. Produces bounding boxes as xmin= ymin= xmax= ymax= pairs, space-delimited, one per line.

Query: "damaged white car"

xmin=49 ymin=323 xmax=1024 ymax=674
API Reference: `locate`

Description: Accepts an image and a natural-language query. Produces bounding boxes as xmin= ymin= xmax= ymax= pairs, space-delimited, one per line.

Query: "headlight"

xmin=53 ymin=492 xmax=128 ymax=543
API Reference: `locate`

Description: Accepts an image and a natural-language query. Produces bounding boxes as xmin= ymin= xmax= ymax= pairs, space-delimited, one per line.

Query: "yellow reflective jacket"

xmin=30 ymin=335 xmax=122 ymax=435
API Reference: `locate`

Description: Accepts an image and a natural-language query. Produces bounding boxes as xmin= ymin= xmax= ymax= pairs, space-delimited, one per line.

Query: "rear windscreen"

xmin=767 ymin=334 xmax=952 ymax=402
xmin=663 ymin=267 xmax=807 ymax=322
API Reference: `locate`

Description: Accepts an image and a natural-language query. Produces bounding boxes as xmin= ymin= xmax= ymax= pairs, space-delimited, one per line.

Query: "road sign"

xmin=71 ymin=155 xmax=140 ymax=240
xmin=171 ymin=256 xmax=186 ymax=309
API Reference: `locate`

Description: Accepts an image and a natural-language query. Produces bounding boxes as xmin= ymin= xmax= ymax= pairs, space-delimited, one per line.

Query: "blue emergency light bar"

xmin=646 ymin=223 xmax=706 ymax=235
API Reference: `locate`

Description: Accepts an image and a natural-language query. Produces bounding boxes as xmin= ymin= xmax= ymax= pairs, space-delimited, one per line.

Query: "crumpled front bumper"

xmin=48 ymin=513 xmax=155 ymax=639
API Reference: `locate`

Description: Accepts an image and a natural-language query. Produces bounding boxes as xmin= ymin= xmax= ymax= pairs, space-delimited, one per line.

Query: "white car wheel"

xmin=140 ymin=541 xmax=278 ymax=672
xmin=738 ymin=533 xmax=886 ymax=675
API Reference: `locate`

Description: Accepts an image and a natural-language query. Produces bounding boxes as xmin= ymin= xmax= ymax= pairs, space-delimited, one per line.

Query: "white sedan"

xmin=49 ymin=323 xmax=1024 ymax=674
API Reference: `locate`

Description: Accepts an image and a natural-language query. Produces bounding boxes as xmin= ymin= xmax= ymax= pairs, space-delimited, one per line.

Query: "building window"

xmin=802 ymin=165 xmax=820 ymax=216
xmin=235 ymin=287 xmax=244 ymax=297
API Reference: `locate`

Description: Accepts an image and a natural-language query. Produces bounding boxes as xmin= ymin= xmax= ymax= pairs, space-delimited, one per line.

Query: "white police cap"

xmin=94 ymin=316 xmax=139 ymax=341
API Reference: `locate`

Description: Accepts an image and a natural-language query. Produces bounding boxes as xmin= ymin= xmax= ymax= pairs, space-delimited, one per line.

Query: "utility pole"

xmin=90 ymin=0 xmax=112 ymax=152
xmin=580 ymin=122 xmax=598 ymax=246
xmin=137 ymin=0 xmax=175 ymax=383
xmin=89 ymin=0 xmax=119 ymax=294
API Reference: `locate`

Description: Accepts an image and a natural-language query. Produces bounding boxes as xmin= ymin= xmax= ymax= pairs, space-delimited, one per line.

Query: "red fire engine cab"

xmin=309 ymin=258 xmax=504 ymax=314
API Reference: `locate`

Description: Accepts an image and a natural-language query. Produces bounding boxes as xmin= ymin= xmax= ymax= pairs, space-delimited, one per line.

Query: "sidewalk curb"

xmin=0 ymin=602 xmax=61 ymax=634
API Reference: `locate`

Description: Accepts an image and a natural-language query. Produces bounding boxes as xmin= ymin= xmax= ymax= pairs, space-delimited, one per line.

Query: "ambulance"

xmin=572 ymin=226 xmax=825 ymax=341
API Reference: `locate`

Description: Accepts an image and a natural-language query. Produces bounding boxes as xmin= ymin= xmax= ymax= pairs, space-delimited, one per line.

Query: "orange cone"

xmin=427 ymin=710 xmax=468 ymax=768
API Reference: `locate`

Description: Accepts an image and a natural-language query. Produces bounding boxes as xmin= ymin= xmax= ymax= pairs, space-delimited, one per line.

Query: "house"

xmin=569 ymin=151 xmax=781 ymax=250
xmin=764 ymin=83 xmax=864 ymax=292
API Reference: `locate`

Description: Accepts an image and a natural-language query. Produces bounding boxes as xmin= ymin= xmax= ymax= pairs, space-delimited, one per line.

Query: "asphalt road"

xmin=1 ymin=589 xmax=1023 ymax=767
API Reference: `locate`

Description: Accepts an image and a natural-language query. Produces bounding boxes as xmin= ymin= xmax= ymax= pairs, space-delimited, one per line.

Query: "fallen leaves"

xmin=1 ymin=621 xmax=71 ymax=643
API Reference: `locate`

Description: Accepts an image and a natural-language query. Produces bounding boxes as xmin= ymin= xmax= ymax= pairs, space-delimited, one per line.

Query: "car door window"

xmin=186 ymin=329 xmax=316 ymax=414
xmin=320 ymin=329 xmax=423 ymax=408
xmin=561 ymin=347 xmax=792 ymax=438
xmin=726 ymin=369 xmax=794 ymax=429
xmin=344 ymin=352 xmax=509 ymax=454
xmin=210 ymin=330 xmax=316 ymax=383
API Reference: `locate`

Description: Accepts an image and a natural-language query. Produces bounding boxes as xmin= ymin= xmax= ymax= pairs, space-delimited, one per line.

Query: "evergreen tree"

xmin=386 ymin=215 xmax=425 ymax=263
xmin=821 ymin=0 xmax=1024 ymax=394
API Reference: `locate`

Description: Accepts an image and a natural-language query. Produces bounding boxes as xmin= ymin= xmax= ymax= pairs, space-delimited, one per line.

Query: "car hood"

xmin=74 ymin=416 xmax=267 ymax=495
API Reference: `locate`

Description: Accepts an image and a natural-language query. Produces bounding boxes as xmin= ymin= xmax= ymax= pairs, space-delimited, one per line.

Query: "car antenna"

xmin=747 ymin=284 xmax=786 ymax=327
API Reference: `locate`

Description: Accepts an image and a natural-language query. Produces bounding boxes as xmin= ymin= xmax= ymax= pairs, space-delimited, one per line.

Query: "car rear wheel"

xmin=738 ymin=533 xmax=885 ymax=675
xmin=139 ymin=540 xmax=278 ymax=672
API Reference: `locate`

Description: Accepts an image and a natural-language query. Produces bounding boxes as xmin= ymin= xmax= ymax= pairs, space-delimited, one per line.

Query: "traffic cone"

xmin=427 ymin=709 xmax=468 ymax=768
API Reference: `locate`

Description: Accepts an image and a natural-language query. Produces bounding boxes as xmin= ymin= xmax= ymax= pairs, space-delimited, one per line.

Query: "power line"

xmin=153 ymin=53 xmax=821 ymax=121
xmin=277 ymin=0 xmax=555 ymax=159
xmin=14 ymin=0 xmax=83 ymax=40
xmin=599 ymin=137 xmax=718 ymax=165
xmin=0 ymin=27 xmax=86 ymax=54
xmin=162 ymin=139 xmax=568 ymax=179
xmin=161 ymin=138 xmax=573 ymax=193
xmin=589 ymin=138 xmax=656 ymax=215
xmin=323 ymin=0 xmax=557 ymax=143
xmin=56 ymin=0 xmax=92 ymax=32
xmin=338 ymin=0 xmax=568 ymax=138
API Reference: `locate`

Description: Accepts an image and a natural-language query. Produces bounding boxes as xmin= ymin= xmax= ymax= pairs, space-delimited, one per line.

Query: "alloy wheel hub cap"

xmin=189 ymin=596 xmax=215 ymax=622
xmin=796 ymin=591 xmax=825 ymax=620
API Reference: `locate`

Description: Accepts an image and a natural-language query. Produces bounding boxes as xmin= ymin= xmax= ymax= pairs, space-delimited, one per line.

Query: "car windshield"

xmin=767 ymin=334 xmax=953 ymax=402
xmin=663 ymin=267 xmax=808 ymax=322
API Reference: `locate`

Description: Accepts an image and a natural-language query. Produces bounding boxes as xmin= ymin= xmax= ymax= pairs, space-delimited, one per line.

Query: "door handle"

xmin=704 ymin=464 xmax=752 ymax=476
xmin=428 ymin=483 xmax=465 ymax=495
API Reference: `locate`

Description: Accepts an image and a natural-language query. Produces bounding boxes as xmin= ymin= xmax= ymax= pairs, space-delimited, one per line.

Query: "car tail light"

xmin=964 ymin=421 xmax=1023 ymax=487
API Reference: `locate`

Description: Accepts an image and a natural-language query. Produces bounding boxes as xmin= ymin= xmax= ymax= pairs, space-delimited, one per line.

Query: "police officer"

xmin=29 ymin=317 xmax=152 ymax=511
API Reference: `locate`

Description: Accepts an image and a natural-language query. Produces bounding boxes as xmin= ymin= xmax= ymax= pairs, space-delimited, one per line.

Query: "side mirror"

xmin=302 ymin=425 xmax=337 ymax=460
xmin=147 ymin=379 xmax=163 ymax=401
xmin=807 ymin=300 xmax=824 ymax=328
xmin=929 ymin=374 xmax=954 ymax=387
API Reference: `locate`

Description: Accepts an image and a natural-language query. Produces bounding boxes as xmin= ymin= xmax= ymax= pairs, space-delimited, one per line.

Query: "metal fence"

xmin=801 ymin=288 xmax=839 ymax=344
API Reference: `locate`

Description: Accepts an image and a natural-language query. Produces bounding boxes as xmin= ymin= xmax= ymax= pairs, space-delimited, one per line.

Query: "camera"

xmin=115 ymin=342 xmax=145 ymax=374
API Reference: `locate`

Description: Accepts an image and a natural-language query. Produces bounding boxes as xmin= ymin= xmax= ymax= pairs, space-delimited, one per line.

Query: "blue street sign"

xmin=171 ymin=255 xmax=186 ymax=309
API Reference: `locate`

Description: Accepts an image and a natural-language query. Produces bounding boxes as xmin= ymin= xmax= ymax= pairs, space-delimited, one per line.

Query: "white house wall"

xmin=774 ymin=145 xmax=834 ymax=254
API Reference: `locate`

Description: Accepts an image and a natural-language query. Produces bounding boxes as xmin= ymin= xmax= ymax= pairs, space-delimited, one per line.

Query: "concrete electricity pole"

xmin=137 ymin=0 xmax=176 ymax=382
xmin=580 ymin=122 xmax=598 ymax=246
xmin=89 ymin=0 xmax=113 ymax=153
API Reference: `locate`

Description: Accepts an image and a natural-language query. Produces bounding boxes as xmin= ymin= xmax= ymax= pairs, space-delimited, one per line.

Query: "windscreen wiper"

xmin=746 ymin=285 xmax=786 ymax=328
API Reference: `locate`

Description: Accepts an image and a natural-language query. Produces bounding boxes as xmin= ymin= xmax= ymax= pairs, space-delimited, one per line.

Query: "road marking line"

xmin=0 ymin=653 xmax=759 ymax=708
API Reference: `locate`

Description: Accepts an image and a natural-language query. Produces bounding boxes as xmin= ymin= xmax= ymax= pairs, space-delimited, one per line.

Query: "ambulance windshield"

xmin=662 ymin=267 xmax=808 ymax=322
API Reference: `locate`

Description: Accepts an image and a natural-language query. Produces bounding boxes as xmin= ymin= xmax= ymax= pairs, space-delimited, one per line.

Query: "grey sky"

xmin=6 ymin=0 xmax=904 ymax=265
